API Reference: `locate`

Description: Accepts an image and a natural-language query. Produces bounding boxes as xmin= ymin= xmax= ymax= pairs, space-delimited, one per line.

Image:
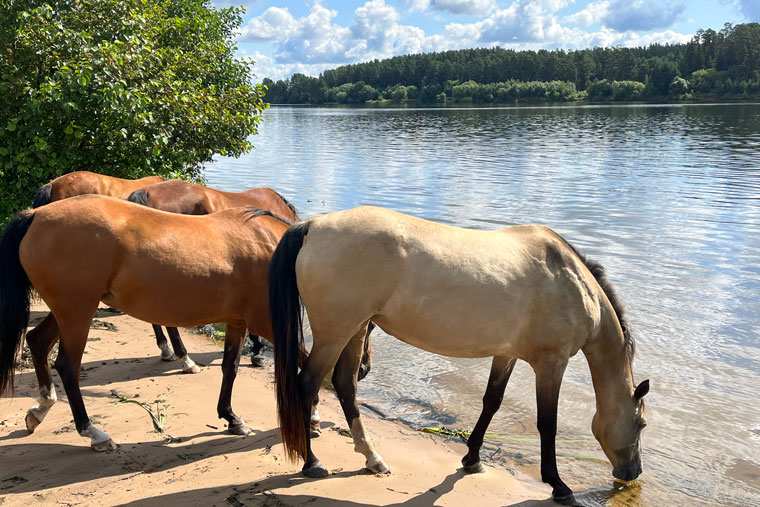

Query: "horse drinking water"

xmin=269 ymin=206 xmax=649 ymax=504
xmin=0 ymin=195 xmax=294 ymax=449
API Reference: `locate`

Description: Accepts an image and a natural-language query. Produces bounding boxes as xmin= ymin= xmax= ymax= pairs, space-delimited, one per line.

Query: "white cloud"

xmin=239 ymin=7 xmax=297 ymax=42
xmin=564 ymin=1 xmax=611 ymax=27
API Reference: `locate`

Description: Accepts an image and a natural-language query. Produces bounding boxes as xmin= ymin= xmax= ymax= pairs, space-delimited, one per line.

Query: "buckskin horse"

xmin=0 ymin=195 xmax=297 ymax=449
xmin=268 ymin=206 xmax=649 ymax=505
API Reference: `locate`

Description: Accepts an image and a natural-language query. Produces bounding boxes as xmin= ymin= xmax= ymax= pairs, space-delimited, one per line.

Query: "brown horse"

xmin=33 ymin=171 xmax=163 ymax=208
xmin=269 ymin=206 xmax=649 ymax=505
xmin=126 ymin=179 xmax=306 ymax=369
xmin=0 ymin=195 xmax=293 ymax=450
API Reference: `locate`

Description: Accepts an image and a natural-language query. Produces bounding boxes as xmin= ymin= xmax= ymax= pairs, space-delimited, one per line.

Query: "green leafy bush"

xmin=0 ymin=0 xmax=267 ymax=223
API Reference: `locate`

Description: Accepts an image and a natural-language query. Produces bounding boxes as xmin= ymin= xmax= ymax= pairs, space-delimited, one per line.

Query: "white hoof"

xmin=179 ymin=356 xmax=200 ymax=374
xmin=81 ymin=423 xmax=118 ymax=451
xmin=366 ymin=455 xmax=390 ymax=474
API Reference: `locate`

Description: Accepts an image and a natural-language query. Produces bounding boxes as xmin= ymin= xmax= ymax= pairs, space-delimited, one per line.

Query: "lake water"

xmin=208 ymin=104 xmax=760 ymax=506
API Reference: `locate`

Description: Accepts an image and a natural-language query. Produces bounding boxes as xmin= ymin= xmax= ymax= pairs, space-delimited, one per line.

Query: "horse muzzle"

xmin=612 ymin=462 xmax=642 ymax=481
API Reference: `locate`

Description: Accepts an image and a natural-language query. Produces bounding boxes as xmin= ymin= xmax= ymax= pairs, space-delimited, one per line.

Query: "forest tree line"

xmin=262 ymin=22 xmax=760 ymax=104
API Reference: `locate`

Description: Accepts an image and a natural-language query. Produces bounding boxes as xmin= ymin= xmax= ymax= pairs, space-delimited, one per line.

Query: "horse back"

xmin=298 ymin=207 xmax=604 ymax=359
xmin=48 ymin=171 xmax=163 ymax=202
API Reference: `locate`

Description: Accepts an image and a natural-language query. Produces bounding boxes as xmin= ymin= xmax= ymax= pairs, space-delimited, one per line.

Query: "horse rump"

xmin=0 ymin=210 xmax=35 ymax=394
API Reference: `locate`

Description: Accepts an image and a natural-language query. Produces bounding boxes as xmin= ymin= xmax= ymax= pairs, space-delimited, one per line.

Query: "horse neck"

xmin=582 ymin=308 xmax=634 ymax=414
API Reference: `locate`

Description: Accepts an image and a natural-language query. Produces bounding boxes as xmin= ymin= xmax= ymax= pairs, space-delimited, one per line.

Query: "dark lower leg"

xmin=54 ymin=337 xmax=90 ymax=433
xmin=535 ymin=363 xmax=574 ymax=504
xmin=249 ymin=333 xmax=263 ymax=357
xmin=462 ymin=356 xmax=517 ymax=472
xmin=217 ymin=324 xmax=249 ymax=434
xmin=166 ymin=327 xmax=188 ymax=358
xmin=298 ymin=367 xmax=326 ymax=476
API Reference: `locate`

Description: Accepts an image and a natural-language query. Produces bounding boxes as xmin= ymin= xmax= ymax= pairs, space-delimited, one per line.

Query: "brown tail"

xmin=268 ymin=220 xmax=310 ymax=461
xmin=0 ymin=210 xmax=35 ymax=395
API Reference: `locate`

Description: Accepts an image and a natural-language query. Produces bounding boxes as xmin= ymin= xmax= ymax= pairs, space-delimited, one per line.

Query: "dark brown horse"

xmin=0 ymin=195 xmax=294 ymax=449
xmin=269 ymin=206 xmax=649 ymax=505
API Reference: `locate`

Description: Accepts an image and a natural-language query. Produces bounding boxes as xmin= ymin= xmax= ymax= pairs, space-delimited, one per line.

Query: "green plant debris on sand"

xmin=91 ymin=319 xmax=117 ymax=332
xmin=111 ymin=390 xmax=169 ymax=433
xmin=331 ymin=426 xmax=352 ymax=438
xmin=421 ymin=426 xmax=606 ymax=463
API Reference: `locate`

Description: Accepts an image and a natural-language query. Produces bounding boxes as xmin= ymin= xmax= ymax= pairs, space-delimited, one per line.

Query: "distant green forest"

xmin=262 ymin=22 xmax=760 ymax=105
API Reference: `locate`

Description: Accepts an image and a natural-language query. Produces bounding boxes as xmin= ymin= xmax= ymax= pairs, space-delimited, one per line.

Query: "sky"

xmin=210 ymin=0 xmax=760 ymax=81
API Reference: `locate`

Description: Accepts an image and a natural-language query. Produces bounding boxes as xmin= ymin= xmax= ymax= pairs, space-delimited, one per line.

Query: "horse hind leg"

xmin=166 ymin=326 xmax=199 ymax=373
xmin=462 ymin=356 xmax=517 ymax=473
xmin=331 ymin=325 xmax=389 ymax=475
xmin=217 ymin=323 xmax=250 ymax=435
xmin=55 ymin=315 xmax=118 ymax=451
xmin=24 ymin=313 xmax=60 ymax=433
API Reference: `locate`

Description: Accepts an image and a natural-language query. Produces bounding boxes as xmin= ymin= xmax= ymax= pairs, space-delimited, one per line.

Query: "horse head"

xmin=592 ymin=379 xmax=649 ymax=481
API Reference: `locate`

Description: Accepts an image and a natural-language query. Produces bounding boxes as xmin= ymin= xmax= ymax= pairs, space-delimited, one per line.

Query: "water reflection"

xmin=209 ymin=103 xmax=760 ymax=506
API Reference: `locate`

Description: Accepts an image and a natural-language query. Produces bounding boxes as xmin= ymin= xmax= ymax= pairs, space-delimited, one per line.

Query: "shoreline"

xmin=0 ymin=304 xmax=550 ymax=506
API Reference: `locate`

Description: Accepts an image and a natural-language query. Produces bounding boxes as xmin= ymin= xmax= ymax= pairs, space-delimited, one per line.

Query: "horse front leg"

xmin=331 ymin=326 xmax=389 ymax=475
xmin=533 ymin=357 xmax=575 ymax=505
xmin=24 ymin=313 xmax=59 ymax=433
xmin=166 ymin=326 xmax=199 ymax=373
xmin=462 ymin=356 xmax=517 ymax=473
xmin=217 ymin=323 xmax=250 ymax=435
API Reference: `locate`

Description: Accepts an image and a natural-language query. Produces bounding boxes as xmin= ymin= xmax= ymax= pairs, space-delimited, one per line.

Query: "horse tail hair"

xmin=127 ymin=189 xmax=149 ymax=206
xmin=32 ymin=184 xmax=52 ymax=208
xmin=565 ymin=240 xmax=634 ymax=362
xmin=269 ymin=220 xmax=310 ymax=462
xmin=0 ymin=210 xmax=36 ymax=395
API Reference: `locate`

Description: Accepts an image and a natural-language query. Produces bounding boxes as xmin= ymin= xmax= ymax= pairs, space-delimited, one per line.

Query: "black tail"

xmin=0 ymin=210 xmax=35 ymax=395
xmin=127 ymin=189 xmax=149 ymax=206
xmin=269 ymin=220 xmax=310 ymax=462
xmin=32 ymin=184 xmax=52 ymax=208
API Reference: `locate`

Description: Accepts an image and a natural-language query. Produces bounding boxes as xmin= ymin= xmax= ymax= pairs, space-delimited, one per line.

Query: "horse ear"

xmin=634 ymin=379 xmax=650 ymax=401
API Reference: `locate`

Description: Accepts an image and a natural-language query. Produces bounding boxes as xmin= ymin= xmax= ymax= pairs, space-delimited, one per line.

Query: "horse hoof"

xmin=182 ymin=363 xmax=201 ymax=374
xmin=250 ymin=356 xmax=265 ymax=368
xmin=229 ymin=424 xmax=252 ymax=436
xmin=367 ymin=459 xmax=390 ymax=475
xmin=25 ymin=412 xmax=41 ymax=434
xmin=303 ymin=462 xmax=329 ymax=478
xmin=92 ymin=438 xmax=119 ymax=452
xmin=462 ymin=461 xmax=485 ymax=474
xmin=553 ymin=492 xmax=578 ymax=506
xmin=310 ymin=428 xmax=321 ymax=438
xmin=160 ymin=352 xmax=178 ymax=361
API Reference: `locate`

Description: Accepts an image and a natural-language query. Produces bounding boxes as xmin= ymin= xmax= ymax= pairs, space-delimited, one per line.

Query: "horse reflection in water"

xmin=269 ymin=206 xmax=649 ymax=505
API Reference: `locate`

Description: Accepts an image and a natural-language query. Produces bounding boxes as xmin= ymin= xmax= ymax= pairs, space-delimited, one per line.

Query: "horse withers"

xmin=269 ymin=206 xmax=649 ymax=505
xmin=0 ymin=195 xmax=292 ymax=450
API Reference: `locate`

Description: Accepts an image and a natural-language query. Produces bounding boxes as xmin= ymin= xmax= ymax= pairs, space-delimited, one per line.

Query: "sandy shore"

xmin=0 ymin=304 xmax=554 ymax=506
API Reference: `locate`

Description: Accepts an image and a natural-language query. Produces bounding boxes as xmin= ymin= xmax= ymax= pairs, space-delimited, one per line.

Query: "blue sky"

xmin=211 ymin=1 xmax=760 ymax=81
